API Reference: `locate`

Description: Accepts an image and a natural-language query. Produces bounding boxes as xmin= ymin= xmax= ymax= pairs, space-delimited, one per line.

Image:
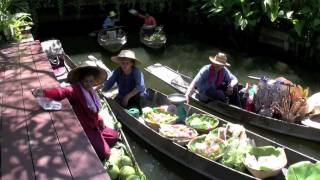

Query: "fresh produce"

xmin=126 ymin=175 xmax=141 ymax=180
xmin=159 ymin=124 xmax=198 ymax=139
xmin=119 ymin=155 xmax=133 ymax=168
xmin=286 ymin=161 xmax=320 ymax=180
xmin=221 ymin=138 xmax=253 ymax=172
xmin=243 ymin=146 xmax=287 ymax=179
xmin=142 ymin=106 xmax=177 ymax=124
xmin=209 ymin=123 xmax=246 ymax=141
xmin=187 ymin=135 xmax=225 ymax=160
xmin=144 ymin=32 xmax=166 ymax=41
xmin=107 ymin=164 xmax=120 ymax=180
xmin=119 ymin=166 xmax=136 ymax=180
xmin=186 ymin=114 xmax=219 ymax=133
xmin=159 ymin=124 xmax=198 ymax=145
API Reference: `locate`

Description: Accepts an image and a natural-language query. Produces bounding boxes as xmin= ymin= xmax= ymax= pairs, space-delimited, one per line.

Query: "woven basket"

xmin=144 ymin=118 xmax=175 ymax=132
xmin=244 ymin=147 xmax=287 ymax=179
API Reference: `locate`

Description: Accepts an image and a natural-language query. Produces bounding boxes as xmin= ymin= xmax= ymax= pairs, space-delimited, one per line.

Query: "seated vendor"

xmin=32 ymin=65 xmax=119 ymax=160
xmin=101 ymin=50 xmax=145 ymax=113
xmin=185 ymin=52 xmax=241 ymax=107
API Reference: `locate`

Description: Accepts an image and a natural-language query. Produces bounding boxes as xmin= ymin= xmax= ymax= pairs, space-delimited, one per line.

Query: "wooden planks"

xmin=1 ymin=41 xmax=110 ymax=180
xmin=1 ymin=46 xmax=35 ymax=180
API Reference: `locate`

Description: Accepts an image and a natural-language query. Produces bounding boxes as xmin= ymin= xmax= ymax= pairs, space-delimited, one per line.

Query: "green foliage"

xmin=0 ymin=0 xmax=32 ymax=43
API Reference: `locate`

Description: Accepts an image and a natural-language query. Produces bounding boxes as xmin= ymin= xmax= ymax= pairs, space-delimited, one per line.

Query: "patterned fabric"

xmin=254 ymin=79 xmax=290 ymax=117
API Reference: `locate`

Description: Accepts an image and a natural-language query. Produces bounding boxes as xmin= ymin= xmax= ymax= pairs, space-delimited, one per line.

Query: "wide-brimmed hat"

xmin=108 ymin=11 xmax=117 ymax=17
xmin=67 ymin=66 xmax=107 ymax=86
xmin=111 ymin=50 xmax=141 ymax=64
xmin=209 ymin=52 xmax=231 ymax=66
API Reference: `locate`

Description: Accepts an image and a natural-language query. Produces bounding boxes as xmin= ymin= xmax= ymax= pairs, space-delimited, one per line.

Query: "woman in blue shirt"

xmin=102 ymin=50 xmax=145 ymax=111
xmin=185 ymin=52 xmax=241 ymax=107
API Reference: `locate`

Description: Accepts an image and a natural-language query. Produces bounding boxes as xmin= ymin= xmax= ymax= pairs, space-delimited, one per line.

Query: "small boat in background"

xmin=98 ymin=27 xmax=127 ymax=53
xmin=140 ymin=25 xmax=166 ymax=49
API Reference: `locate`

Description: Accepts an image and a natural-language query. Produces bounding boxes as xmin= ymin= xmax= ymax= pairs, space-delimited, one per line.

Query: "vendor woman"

xmin=101 ymin=50 xmax=145 ymax=112
xmin=32 ymin=65 xmax=119 ymax=160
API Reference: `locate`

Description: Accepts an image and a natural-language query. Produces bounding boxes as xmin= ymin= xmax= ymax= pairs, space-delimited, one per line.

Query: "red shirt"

xmin=138 ymin=14 xmax=157 ymax=26
xmin=44 ymin=83 xmax=103 ymax=131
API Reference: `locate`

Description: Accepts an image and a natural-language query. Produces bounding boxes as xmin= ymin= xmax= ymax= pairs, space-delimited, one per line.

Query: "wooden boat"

xmin=98 ymin=28 xmax=127 ymax=53
xmin=145 ymin=63 xmax=320 ymax=142
xmin=41 ymin=39 xmax=145 ymax=179
xmin=105 ymin=87 xmax=318 ymax=180
xmin=140 ymin=25 xmax=166 ymax=49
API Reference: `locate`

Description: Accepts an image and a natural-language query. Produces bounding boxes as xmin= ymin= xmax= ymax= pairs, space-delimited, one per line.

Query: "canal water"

xmin=41 ymin=32 xmax=320 ymax=180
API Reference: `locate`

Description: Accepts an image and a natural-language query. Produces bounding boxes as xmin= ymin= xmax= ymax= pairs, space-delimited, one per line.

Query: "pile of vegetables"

xmin=104 ymin=145 xmax=145 ymax=180
xmin=187 ymin=135 xmax=225 ymax=160
xmin=142 ymin=106 xmax=177 ymax=124
xmin=243 ymin=146 xmax=287 ymax=179
xmin=285 ymin=161 xmax=320 ymax=180
xmin=144 ymin=32 xmax=166 ymax=42
xmin=186 ymin=114 xmax=219 ymax=133
xmin=159 ymin=124 xmax=198 ymax=145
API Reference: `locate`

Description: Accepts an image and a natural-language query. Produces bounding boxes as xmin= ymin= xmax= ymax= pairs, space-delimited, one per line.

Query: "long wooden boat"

xmin=105 ymin=87 xmax=318 ymax=180
xmin=98 ymin=28 xmax=127 ymax=53
xmin=139 ymin=26 xmax=166 ymax=49
xmin=145 ymin=63 xmax=320 ymax=142
xmin=41 ymin=40 xmax=145 ymax=179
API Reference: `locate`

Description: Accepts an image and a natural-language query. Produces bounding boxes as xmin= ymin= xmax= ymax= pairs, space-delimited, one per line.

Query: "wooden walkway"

xmin=0 ymin=41 xmax=110 ymax=180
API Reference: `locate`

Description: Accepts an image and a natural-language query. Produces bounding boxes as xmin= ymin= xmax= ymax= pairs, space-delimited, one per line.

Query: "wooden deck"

xmin=0 ymin=41 xmax=110 ymax=180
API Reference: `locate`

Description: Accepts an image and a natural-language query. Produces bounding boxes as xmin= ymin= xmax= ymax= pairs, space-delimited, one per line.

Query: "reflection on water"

xmin=53 ymin=34 xmax=319 ymax=179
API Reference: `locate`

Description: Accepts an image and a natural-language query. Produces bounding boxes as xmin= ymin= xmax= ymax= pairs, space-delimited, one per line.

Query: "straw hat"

xmin=108 ymin=11 xmax=117 ymax=17
xmin=209 ymin=52 xmax=230 ymax=66
xmin=111 ymin=50 xmax=141 ymax=64
xmin=67 ymin=66 xmax=107 ymax=86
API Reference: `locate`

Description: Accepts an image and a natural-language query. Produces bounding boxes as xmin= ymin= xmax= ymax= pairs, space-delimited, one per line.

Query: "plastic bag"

xmin=37 ymin=97 xmax=62 ymax=110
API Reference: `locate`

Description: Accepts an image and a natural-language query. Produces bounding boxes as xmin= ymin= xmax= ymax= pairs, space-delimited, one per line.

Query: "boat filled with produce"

xmin=106 ymin=88 xmax=319 ymax=180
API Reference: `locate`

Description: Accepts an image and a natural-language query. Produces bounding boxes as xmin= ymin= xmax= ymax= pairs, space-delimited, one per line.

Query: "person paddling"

xmin=185 ymin=52 xmax=241 ymax=107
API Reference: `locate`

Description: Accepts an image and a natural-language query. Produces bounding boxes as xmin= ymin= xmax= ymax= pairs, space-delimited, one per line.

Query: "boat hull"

xmin=98 ymin=30 xmax=127 ymax=52
xmin=107 ymin=88 xmax=318 ymax=180
xmin=145 ymin=63 xmax=320 ymax=142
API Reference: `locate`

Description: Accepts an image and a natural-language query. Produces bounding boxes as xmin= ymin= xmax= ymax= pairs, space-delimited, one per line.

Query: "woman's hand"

xmin=31 ymin=88 xmax=44 ymax=97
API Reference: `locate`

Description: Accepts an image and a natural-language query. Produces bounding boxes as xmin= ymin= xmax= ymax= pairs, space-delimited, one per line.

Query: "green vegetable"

xmin=119 ymin=156 xmax=133 ymax=168
xmin=286 ymin=161 xmax=320 ymax=180
xmin=126 ymin=175 xmax=141 ymax=180
xmin=107 ymin=164 xmax=120 ymax=180
xmin=186 ymin=114 xmax=219 ymax=131
xmin=221 ymin=138 xmax=252 ymax=172
xmin=119 ymin=166 xmax=136 ymax=180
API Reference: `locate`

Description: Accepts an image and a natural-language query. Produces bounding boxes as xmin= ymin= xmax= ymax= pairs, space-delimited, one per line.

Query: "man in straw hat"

xmin=32 ymin=65 xmax=119 ymax=160
xmin=185 ymin=52 xmax=241 ymax=107
xmin=101 ymin=49 xmax=145 ymax=112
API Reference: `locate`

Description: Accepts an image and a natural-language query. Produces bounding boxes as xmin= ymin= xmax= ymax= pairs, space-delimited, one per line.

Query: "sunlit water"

xmin=48 ymin=33 xmax=320 ymax=180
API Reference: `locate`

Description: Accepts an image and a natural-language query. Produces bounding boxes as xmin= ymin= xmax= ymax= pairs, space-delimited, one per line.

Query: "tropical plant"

xmin=0 ymin=0 xmax=32 ymax=43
